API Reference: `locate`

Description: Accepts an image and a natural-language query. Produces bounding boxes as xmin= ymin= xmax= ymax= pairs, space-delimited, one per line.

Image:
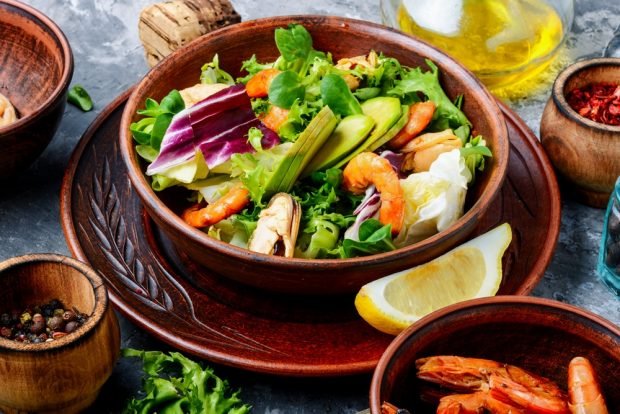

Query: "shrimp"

xmin=342 ymin=152 xmax=404 ymax=235
xmin=416 ymin=355 xmax=504 ymax=391
xmin=401 ymin=129 xmax=462 ymax=173
xmin=568 ymin=357 xmax=609 ymax=414
xmin=489 ymin=368 xmax=569 ymax=414
xmin=182 ymin=183 xmax=250 ymax=228
xmin=0 ymin=92 xmax=17 ymax=127
xmin=245 ymin=68 xmax=281 ymax=98
xmin=388 ymin=101 xmax=436 ymax=150
xmin=416 ymin=356 xmax=570 ymax=414
xmin=437 ymin=391 xmax=526 ymax=414
xmin=381 ymin=402 xmax=411 ymax=414
xmin=261 ymin=105 xmax=290 ymax=132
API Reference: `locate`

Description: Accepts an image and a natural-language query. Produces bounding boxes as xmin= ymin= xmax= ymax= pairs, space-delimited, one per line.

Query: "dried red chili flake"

xmin=566 ymin=82 xmax=620 ymax=126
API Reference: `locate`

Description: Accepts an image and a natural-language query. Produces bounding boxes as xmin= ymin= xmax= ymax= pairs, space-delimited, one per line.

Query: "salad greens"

xmin=320 ymin=74 xmax=363 ymax=117
xmin=268 ymin=70 xmax=305 ymax=109
xmin=388 ymin=60 xmax=471 ymax=135
xmin=130 ymin=23 xmax=493 ymax=260
xmin=123 ymin=349 xmax=250 ymax=414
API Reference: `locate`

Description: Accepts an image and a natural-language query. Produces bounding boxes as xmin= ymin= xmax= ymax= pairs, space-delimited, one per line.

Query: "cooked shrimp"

xmin=388 ymin=101 xmax=436 ymax=149
xmin=490 ymin=368 xmax=569 ymax=414
xmin=342 ymin=152 xmax=404 ymax=235
xmin=401 ymin=129 xmax=462 ymax=173
xmin=417 ymin=356 xmax=570 ymax=414
xmin=0 ymin=92 xmax=17 ymax=128
xmin=245 ymin=68 xmax=281 ymax=98
xmin=381 ymin=402 xmax=411 ymax=414
xmin=568 ymin=357 xmax=609 ymax=414
xmin=182 ymin=183 xmax=250 ymax=228
xmin=437 ymin=391 xmax=526 ymax=414
xmin=261 ymin=105 xmax=290 ymax=132
xmin=416 ymin=355 xmax=504 ymax=391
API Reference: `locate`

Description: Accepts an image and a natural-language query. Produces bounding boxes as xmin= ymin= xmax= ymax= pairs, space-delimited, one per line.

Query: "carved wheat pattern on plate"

xmin=78 ymin=146 xmax=283 ymax=355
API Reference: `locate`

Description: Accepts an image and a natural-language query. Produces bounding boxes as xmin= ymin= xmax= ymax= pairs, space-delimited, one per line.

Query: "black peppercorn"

xmin=30 ymin=320 xmax=46 ymax=335
xmin=1 ymin=299 xmax=88 ymax=343
xmin=63 ymin=310 xmax=77 ymax=322
xmin=47 ymin=315 xmax=64 ymax=331
xmin=64 ymin=321 xmax=79 ymax=334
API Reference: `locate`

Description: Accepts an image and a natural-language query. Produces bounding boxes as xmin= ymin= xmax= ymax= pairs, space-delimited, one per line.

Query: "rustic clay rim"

xmin=0 ymin=0 xmax=74 ymax=134
xmin=120 ymin=15 xmax=509 ymax=270
xmin=0 ymin=254 xmax=108 ymax=352
xmin=552 ymin=57 xmax=620 ymax=132
xmin=368 ymin=295 xmax=620 ymax=413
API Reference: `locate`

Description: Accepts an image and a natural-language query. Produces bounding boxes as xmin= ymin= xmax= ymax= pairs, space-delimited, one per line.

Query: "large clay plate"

xmin=60 ymin=90 xmax=561 ymax=377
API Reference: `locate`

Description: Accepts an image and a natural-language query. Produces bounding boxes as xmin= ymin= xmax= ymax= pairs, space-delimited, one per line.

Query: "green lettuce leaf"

xmin=340 ymin=219 xmax=396 ymax=258
xmin=388 ymin=59 xmax=470 ymax=134
xmin=200 ymin=54 xmax=235 ymax=85
xmin=122 ymin=349 xmax=251 ymax=414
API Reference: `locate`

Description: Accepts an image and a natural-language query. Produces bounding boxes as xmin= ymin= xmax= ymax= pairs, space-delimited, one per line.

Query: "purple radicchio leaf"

xmin=343 ymin=151 xmax=405 ymax=240
xmin=146 ymin=84 xmax=279 ymax=175
xmin=344 ymin=185 xmax=381 ymax=241
xmin=379 ymin=150 xmax=406 ymax=177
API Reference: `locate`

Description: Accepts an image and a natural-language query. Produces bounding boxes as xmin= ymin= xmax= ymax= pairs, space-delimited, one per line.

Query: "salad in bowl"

xmin=129 ymin=23 xmax=492 ymax=261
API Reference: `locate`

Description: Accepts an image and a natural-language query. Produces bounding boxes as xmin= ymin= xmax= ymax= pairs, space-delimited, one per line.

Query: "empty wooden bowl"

xmin=541 ymin=58 xmax=620 ymax=208
xmin=0 ymin=0 xmax=73 ymax=177
xmin=370 ymin=296 xmax=620 ymax=413
xmin=0 ymin=254 xmax=120 ymax=414
xmin=119 ymin=15 xmax=509 ymax=295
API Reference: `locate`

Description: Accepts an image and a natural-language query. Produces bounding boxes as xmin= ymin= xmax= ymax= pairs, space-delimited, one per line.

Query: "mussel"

xmin=248 ymin=193 xmax=301 ymax=258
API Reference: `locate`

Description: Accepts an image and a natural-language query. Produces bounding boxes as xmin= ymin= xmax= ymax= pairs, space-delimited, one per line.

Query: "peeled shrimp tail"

xmin=342 ymin=152 xmax=404 ymax=235
xmin=182 ymin=183 xmax=250 ymax=228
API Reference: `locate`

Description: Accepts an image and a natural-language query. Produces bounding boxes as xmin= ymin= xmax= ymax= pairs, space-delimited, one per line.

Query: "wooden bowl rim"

xmin=552 ymin=57 xmax=620 ymax=132
xmin=0 ymin=0 xmax=74 ymax=136
xmin=0 ymin=254 xmax=108 ymax=352
xmin=120 ymin=15 xmax=509 ymax=269
xmin=369 ymin=295 xmax=620 ymax=413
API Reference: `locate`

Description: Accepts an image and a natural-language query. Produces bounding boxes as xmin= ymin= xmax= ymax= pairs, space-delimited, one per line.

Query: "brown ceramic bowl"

xmin=120 ymin=16 xmax=509 ymax=295
xmin=541 ymin=58 xmax=620 ymax=208
xmin=370 ymin=296 xmax=620 ymax=414
xmin=0 ymin=0 xmax=73 ymax=177
xmin=0 ymin=254 xmax=120 ymax=414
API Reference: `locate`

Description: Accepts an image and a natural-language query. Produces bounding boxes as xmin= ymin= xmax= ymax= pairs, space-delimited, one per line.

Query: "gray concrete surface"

xmin=1 ymin=0 xmax=618 ymax=412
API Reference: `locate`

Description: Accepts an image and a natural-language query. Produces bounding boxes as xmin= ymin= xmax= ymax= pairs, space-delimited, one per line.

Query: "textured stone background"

xmin=1 ymin=0 xmax=619 ymax=412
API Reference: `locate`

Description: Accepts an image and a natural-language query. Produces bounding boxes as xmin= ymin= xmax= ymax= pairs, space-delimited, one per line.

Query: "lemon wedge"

xmin=355 ymin=223 xmax=512 ymax=335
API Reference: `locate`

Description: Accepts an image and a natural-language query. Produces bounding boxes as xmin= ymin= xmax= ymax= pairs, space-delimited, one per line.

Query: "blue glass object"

xmin=598 ymin=176 xmax=620 ymax=296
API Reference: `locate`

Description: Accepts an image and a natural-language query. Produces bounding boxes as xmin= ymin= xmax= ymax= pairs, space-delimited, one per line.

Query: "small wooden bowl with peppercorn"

xmin=0 ymin=254 xmax=120 ymax=414
xmin=541 ymin=57 xmax=620 ymax=208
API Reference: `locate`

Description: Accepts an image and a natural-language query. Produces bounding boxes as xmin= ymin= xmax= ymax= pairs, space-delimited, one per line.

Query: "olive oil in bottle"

xmin=397 ymin=0 xmax=565 ymax=88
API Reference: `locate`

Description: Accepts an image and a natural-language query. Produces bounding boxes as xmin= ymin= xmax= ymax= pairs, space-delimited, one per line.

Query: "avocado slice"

xmin=302 ymin=114 xmax=376 ymax=175
xmin=334 ymin=97 xmax=402 ymax=168
xmin=367 ymin=105 xmax=409 ymax=152
xmin=265 ymin=106 xmax=338 ymax=196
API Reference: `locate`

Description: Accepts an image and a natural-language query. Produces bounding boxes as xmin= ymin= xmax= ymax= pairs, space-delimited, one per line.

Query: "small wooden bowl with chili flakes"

xmin=541 ymin=57 xmax=620 ymax=208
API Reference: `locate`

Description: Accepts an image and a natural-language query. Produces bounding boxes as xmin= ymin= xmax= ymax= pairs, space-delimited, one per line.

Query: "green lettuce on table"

xmin=123 ymin=349 xmax=251 ymax=414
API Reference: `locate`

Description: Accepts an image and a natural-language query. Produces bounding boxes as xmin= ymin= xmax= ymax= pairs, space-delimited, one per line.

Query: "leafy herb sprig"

xmin=123 ymin=349 xmax=251 ymax=414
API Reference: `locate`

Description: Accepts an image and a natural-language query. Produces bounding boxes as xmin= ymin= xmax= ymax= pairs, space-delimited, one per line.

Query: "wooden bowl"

xmin=120 ymin=16 xmax=509 ymax=295
xmin=0 ymin=0 xmax=73 ymax=177
xmin=541 ymin=58 xmax=620 ymax=208
xmin=370 ymin=296 xmax=620 ymax=414
xmin=0 ymin=254 xmax=120 ymax=414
